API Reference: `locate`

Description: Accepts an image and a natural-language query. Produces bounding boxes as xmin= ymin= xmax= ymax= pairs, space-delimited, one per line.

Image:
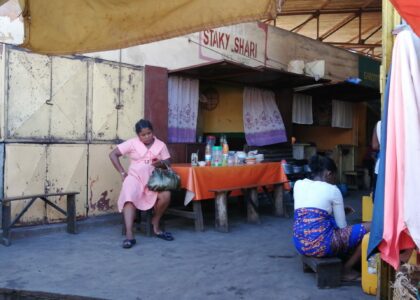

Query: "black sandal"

xmin=155 ymin=231 xmax=174 ymax=241
xmin=122 ymin=239 xmax=136 ymax=249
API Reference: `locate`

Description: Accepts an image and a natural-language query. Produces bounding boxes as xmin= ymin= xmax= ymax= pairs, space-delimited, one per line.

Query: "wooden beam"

xmin=363 ymin=25 xmax=382 ymax=43
xmin=328 ymin=42 xmax=381 ymax=48
xmin=291 ymin=0 xmax=332 ymax=33
xmin=290 ymin=14 xmax=316 ymax=32
xmin=346 ymin=24 xmax=381 ymax=43
xmin=361 ymin=0 xmax=378 ymax=8
xmin=279 ymin=7 xmax=380 ymax=16
xmin=319 ymin=13 xmax=360 ymax=41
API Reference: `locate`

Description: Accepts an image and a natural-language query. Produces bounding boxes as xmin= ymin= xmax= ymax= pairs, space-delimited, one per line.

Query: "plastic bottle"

xmin=205 ymin=142 xmax=212 ymax=166
xmin=212 ymin=146 xmax=222 ymax=167
xmin=222 ymin=135 xmax=229 ymax=166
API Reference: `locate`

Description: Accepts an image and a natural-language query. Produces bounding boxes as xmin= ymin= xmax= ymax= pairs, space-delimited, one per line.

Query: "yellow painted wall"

xmin=200 ymin=84 xmax=244 ymax=133
xmin=293 ymin=103 xmax=368 ymax=165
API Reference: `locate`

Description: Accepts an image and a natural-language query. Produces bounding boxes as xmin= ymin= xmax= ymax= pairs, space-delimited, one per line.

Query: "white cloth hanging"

xmin=292 ymin=93 xmax=313 ymax=124
xmin=243 ymin=87 xmax=287 ymax=146
xmin=168 ymin=76 xmax=199 ymax=143
xmin=331 ymin=100 xmax=353 ymax=128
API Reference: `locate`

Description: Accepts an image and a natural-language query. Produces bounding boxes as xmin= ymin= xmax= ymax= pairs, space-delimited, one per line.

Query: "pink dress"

xmin=117 ymin=137 xmax=171 ymax=212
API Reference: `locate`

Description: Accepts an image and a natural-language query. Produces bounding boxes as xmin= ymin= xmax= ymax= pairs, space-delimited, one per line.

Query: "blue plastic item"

xmin=337 ymin=183 xmax=348 ymax=197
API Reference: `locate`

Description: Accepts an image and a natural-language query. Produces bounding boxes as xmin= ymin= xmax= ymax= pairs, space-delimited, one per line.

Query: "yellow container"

xmin=408 ymin=251 xmax=418 ymax=265
xmin=362 ymin=195 xmax=373 ymax=222
xmin=362 ymin=233 xmax=378 ymax=295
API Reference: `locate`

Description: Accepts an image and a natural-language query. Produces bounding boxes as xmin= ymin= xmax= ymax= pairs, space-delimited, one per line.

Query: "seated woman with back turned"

xmin=293 ymin=155 xmax=370 ymax=281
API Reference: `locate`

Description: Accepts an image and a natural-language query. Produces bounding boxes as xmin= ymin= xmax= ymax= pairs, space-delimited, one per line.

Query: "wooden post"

xmin=246 ymin=188 xmax=260 ymax=224
xmin=1 ymin=201 xmax=11 ymax=246
xmin=273 ymin=184 xmax=284 ymax=217
xmin=377 ymin=259 xmax=395 ymax=300
xmin=214 ymin=192 xmax=228 ymax=233
xmin=66 ymin=194 xmax=77 ymax=234
xmin=193 ymin=201 xmax=204 ymax=232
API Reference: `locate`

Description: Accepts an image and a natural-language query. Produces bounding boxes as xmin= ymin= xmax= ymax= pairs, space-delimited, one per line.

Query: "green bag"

xmin=147 ymin=165 xmax=180 ymax=192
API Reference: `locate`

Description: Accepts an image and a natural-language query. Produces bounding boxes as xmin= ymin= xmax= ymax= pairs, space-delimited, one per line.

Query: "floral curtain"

xmin=243 ymin=87 xmax=287 ymax=146
xmin=168 ymin=76 xmax=199 ymax=143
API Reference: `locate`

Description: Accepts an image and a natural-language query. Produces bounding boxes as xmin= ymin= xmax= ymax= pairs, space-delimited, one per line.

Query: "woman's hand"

xmin=344 ymin=206 xmax=355 ymax=215
xmin=121 ymin=171 xmax=128 ymax=181
xmin=152 ymin=159 xmax=161 ymax=168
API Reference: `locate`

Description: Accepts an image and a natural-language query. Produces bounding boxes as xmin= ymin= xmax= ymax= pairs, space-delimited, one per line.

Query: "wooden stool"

xmin=301 ymin=255 xmax=342 ymax=288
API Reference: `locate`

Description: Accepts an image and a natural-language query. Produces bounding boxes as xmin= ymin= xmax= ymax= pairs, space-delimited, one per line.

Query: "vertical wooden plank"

xmin=273 ymin=184 xmax=284 ymax=217
xmin=215 ymin=192 xmax=228 ymax=232
xmin=193 ymin=201 xmax=204 ymax=232
xmin=66 ymin=194 xmax=77 ymax=234
xmin=246 ymin=188 xmax=260 ymax=224
xmin=144 ymin=65 xmax=168 ymax=142
xmin=377 ymin=259 xmax=395 ymax=300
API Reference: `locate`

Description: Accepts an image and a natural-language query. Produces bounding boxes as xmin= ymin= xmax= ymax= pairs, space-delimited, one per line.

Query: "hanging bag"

xmin=147 ymin=162 xmax=180 ymax=192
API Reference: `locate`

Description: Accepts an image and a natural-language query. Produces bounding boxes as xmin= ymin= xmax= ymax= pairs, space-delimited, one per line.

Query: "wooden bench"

xmin=301 ymin=255 xmax=342 ymax=288
xmin=1 ymin=192 xmax=79 ymax=246
xmin=166 ymin=201 xmax=204 ymax=232
xmin=209 ymin=181 xmax=288 ymax=232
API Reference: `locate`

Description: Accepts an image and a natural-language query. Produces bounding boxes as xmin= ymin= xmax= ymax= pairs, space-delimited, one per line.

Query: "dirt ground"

xmin=0 ymin=190 xmax=374 ymax=300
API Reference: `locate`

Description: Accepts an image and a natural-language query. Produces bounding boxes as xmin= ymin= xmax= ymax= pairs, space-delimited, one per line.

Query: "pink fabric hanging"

xmin=379 ymin=30 xmax=419 ymax=270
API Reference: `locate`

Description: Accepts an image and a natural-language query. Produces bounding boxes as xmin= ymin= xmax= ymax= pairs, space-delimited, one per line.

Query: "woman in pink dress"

xmin=109 ymin=119 xmax=173 ymax=248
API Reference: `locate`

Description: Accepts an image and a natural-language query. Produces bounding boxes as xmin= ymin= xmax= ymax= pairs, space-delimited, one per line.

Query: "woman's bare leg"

xmin=342 ymin=222 xmax=371 ymax=279
xmin=152 ymin=191 xmax=171 ymax=234
xmin=123 ymin=202 xmax=136 ymax=240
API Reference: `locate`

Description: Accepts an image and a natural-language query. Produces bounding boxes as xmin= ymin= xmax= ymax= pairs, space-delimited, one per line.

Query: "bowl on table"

xmin=198 ymin=161 xmax=206 ymax=167
xmin=255 ymin=154 xmax=264 ymax=163
xmin=245 ymin=157 xmax=257 ymax=165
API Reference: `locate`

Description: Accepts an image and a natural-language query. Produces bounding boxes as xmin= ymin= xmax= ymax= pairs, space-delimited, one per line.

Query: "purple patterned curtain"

xmin=168 ymin=76 xmax=199 ymax=143
xmin=243 ymin=87 xmax=287 ymax=146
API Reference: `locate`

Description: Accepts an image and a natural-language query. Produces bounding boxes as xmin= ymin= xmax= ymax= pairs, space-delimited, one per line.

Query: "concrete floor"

xmin=0 ymin=190 xmax=373 ymax=300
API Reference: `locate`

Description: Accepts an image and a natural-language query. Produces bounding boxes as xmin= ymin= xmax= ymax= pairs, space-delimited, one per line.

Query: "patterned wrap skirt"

xmin=293 ymin=207 xmax=366 ymax=257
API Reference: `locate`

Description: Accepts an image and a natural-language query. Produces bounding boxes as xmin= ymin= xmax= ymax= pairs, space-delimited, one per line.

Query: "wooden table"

xmin=171 ymin=162 xmax=289 ymax=232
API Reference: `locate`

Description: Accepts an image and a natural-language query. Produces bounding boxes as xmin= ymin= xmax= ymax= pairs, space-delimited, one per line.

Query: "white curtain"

xmin=331 ymin=100 xmax=353 ymax=128
xmin=168 ymin=76 xmax=199 ymax=143
xmin=243 ymin=87 xmax=287 ymax=146
xmin=292 ymin=93 xmax=313 ymax=124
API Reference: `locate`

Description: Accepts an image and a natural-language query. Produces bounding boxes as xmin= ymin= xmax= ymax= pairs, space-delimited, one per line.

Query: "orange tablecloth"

xmin=172 ymin=162 xmax=289 ymax=204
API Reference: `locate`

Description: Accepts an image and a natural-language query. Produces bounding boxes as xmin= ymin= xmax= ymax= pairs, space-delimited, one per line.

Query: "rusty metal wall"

xmin=91 ymin=60 xmax=144 ymax=141
xmin=1 ymin=45 xmax=146 ymax=225
xmin=0 ymin=44 xmax=4 ymax=142
xmin=50 ymin=57 xmax=88 ymax=140
xmin=6 ymin=49 xmax=51 ymax=140
xmin=88 ymin=144 xmax=129 ymax=216
xmin=4 ymin=144 xmax=47 ymax=225
xmin=45 ymin=144 xmax=88 ymax=222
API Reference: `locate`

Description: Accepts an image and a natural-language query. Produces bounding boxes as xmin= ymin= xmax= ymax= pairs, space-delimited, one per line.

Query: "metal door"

xmin=50 ymin=56 xmax=88 ymax=140
xmin=6 ymin=48 xmax=51 ymax=140
xmin=87 ymin=144 xmax=129 ymax=216
xmin=117 ymin=66 xmax=144 ymax=140
xmin=45 ymin=144 xmax=88 ymax=222
xmin=0 ymin=45 xmax=5 ymax=141
xmin=4 ymin=144 xmax=47 ymax=225
xmin=91 ymin=61 xmax=119 ymax=141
